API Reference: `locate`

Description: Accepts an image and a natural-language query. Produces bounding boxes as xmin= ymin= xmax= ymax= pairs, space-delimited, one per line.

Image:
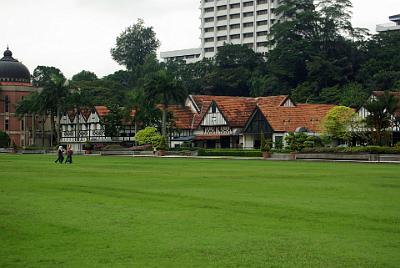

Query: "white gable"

xmin=201 ymin=102 xmax=227 ymax=126
xmin=282 ymin=97 xmax=295 ymax=107
xmin=87 ymin=112 xmax=100 ymax=123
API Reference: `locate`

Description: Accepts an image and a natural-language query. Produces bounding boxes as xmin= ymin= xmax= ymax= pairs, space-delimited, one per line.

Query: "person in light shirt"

xmin=54 ymin=145 xmax=65 ymax=164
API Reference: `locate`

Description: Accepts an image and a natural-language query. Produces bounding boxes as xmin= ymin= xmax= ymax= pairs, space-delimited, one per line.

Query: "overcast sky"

xmin=1 ymin=0 xmax=398 ymax=79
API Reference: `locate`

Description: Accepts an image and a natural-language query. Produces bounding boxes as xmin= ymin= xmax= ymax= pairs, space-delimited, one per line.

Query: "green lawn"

xmin=0 ymin=155 xmax=399 ymax=267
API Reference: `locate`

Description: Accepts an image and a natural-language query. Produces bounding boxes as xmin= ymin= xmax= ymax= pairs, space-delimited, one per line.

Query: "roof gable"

xmin=200 ymin=101 xmax=229 ymax=126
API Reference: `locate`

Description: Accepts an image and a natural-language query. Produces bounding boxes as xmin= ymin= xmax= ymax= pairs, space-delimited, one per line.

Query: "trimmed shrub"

xmin=0 ymin=131 xmax=10 ymax=148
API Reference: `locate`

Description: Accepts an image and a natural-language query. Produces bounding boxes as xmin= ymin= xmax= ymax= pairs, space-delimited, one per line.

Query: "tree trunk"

xmin=56 ymin=107 xmax=61 ymax=144
xmin=50 ymin=111 xmax=55 ymax=147
xmin=162 ymin=103 xmax=167 ymax=139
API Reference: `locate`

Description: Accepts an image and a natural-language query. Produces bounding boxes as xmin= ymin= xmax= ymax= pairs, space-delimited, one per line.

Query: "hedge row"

xmin=301 ymin=146 xmax=400 ymax=154
xmin=198 ymin=149 xmax=262 ymax=157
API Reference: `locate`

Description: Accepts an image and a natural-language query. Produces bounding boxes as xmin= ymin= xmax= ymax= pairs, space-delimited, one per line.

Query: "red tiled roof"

xmin=167 ymin=105 xmax=196 ymax=129
xmin=95 ymin=106 xmax=136 ymax=121
xmin=258 ymin=103 xmax=336 ymax=132
xmin=191 ymin=95 xmax=258 ymax=127
xmin=95 ymin=106 xmax=110 ymax=118
xmin=0 ymin=82 xmax=32 ymax=87
xmin=256 ymin=95 xmax=290 ymax=107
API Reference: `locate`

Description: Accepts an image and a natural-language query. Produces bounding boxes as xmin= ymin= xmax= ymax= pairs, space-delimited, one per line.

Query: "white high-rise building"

xmin=376 ymin=14 xmax=400 ymax=32
xmin=200 ymin=0 xmax=280 ymax=58
xmin=161 ymin=0 xmax=281 ymax=63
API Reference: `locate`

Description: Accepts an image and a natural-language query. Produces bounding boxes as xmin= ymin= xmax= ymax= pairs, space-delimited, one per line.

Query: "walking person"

xmin=54 ymin=145 xmax=64 ymax=164
xmin=65 ymin=146 xmax=73 ymax=164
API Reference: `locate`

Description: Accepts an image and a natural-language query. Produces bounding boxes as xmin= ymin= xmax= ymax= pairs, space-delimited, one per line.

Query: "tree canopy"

xmin=111 ymin=19 xmax=160 ymax=70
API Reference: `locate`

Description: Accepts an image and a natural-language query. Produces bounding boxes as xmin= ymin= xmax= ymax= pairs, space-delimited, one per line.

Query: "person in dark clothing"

xmin=54 ymin=145 xmax=64 ymax=163
xmin=65 ymin=146 xmax=73 ymax=164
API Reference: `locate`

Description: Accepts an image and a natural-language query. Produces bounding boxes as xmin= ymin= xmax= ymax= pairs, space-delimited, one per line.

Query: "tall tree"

xmin=111 ymin=19 xmax=160 ymax=70
xmin=144 ymin=69 xmax=186 ymax=140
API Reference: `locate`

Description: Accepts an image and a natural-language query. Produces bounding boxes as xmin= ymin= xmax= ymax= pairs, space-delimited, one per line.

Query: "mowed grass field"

xmin=0 ymin=155 xmax=399 ymax=268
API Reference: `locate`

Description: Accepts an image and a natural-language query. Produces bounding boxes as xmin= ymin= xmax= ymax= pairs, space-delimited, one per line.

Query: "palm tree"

xmin=364 ymin=91 xmax=399 ymax=146
xmin=144 ymin=69 xmax=187 ymax=141
xmin=16 ymin=92 xmax=41 ymax=146
xmin=41 ymin=73 xmax=70 ymax=145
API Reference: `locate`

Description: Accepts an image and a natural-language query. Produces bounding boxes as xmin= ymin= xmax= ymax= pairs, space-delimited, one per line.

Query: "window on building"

xmin=243 ymin=22 xmax=254 ymax=28
xmin=5 ymin=119 xmax=9 ymax=131
xmin=230 ymin=34 xmax=240 ymax=39
xmin=244 ymin=33 xmax=254 ymax=38
xmin=217 ymin=36 xmax=227 ymax=41
xmin=205 ymin=37 xmax=214 ymax=42
xmin=205 ymin=27 xmax=214 ymax=32
xmin=217 ymin=15 xmax=227 ymax=21
xmin=257 ymin=9 xmax=268 ymax=15
xmin=217 ymin=5 xmax=227 ymax=11
xmin=204 ymin=7 xmax=214 ymax=13
xmin=243 ymin=12 xmax=254 ymax=17
xmin=20 ymin=119 xmax=24 ymax=131
xmin=257 ymin=20 xmax=268 ymax=26
xmin=230 ymin=13 xmax=240 ymax=19
xmin=243 ymin=1 xmax=254 ymax=7
xmin=211 ymin=102 xmax=217 ymax=113
xmin=230 ymin=3 xmax=240 ymax=9
xmin=230 ymin=23 xmax=240 ymax=29
xmin=217 ymin=25 xmax=227 ymax=31
xmin=4 ymin=95 xmax=9 ymax=113
xmin=257 ymin=0 xmax=268 ymax=4
xmin=257 ymin=41 xmax=268 ymax=47
xmin=257 ymin=31 xmax=268 ymax=36
xmin=205 ymin=47 xmax=215 ymax=53
xmin=204 ymin=17 xmax=214 ymax=23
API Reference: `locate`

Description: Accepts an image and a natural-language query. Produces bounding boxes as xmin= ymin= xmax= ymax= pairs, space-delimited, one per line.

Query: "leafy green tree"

xmin=111 ymin=19 xmax=160 ymax=70
xmin=339 ymin=83 xmax=369 ymax=108
xmin=102 ymin=104 xmax=130 ymax=138
xmin=71 ymin=70 xmax=98 ymax=82
xmin=321 ymin=106 xmax=356 ymax=144
xmin=364 ymin=92 xmax=399 ymax=146
xmin=135 ymin=127 xmax=162 ymax=148
xmin=32 ymin=66 xmax=64 ymax=87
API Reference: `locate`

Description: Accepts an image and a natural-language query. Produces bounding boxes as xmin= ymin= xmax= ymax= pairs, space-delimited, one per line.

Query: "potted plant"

xmin=157 ymin=136 xmax=167 ymax=156
xmin=260 ymin=133 xmax=271 ymax=159
xmin=83 ymin=141 xmax=93 ymax=154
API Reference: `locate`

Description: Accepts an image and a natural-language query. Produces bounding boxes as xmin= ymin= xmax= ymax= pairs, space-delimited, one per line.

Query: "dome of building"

xmin=0 ymin=47 xmax=31 ymax=84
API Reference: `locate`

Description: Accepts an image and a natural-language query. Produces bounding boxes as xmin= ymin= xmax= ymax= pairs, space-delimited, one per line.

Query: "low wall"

xmin=295 ymin=153 xmax=400 ymax=162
